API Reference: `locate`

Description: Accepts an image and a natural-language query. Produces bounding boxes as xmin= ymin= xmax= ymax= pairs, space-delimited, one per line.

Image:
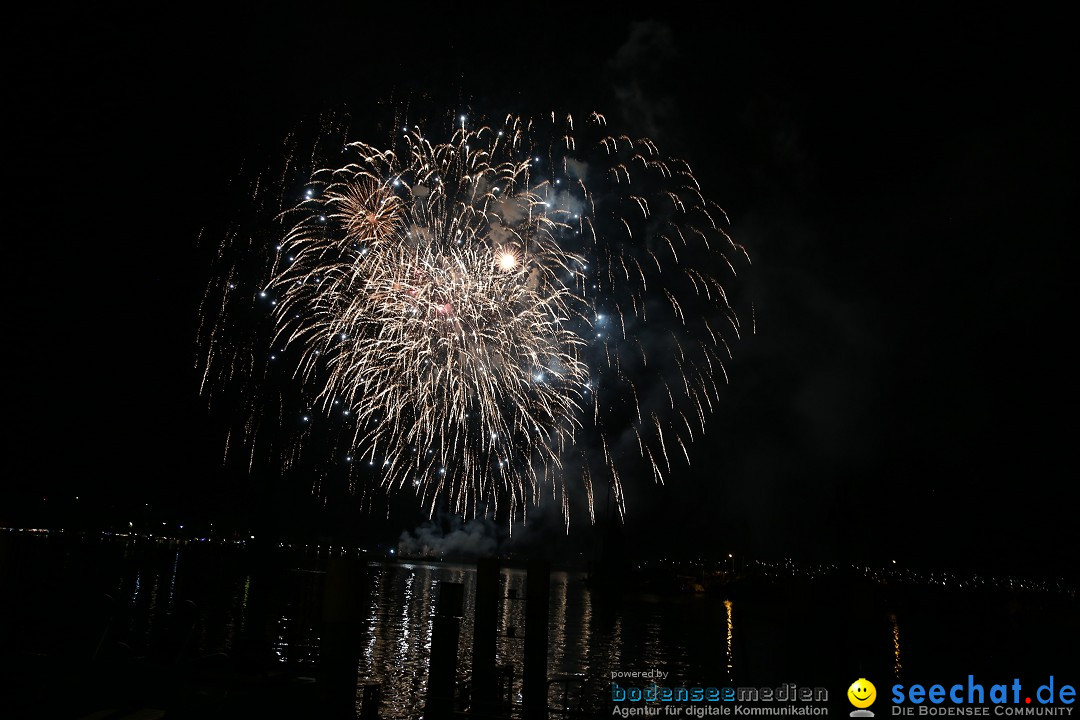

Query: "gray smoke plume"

xmin=397 ymin=514 xmax=502 ymax=559
xmin=606 ymin=20 xmax=679 ymax=138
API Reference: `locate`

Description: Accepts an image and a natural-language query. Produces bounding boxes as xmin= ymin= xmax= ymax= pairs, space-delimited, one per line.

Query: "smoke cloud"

xmin=397 ymin=514 xmax=502 ymax=559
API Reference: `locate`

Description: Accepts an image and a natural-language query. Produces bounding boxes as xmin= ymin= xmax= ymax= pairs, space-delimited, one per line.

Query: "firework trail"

xmin=199 ymin=111 xmax=749 ymax=527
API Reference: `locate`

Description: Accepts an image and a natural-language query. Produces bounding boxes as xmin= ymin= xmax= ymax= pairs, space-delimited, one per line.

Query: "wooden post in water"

xmin=471 ymin=557 xmax=500 ymax=717
xmin=321 ymin=556 xmax=367 ymax=718
xmin=425 ymin=581 xmax=464 ymax=720
xmin=523 ymin=559 xmax=550 ymax=720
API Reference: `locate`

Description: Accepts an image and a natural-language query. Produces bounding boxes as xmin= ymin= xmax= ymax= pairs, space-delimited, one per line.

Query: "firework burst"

xmin=200 ymin=111 xmax=750 ymax=527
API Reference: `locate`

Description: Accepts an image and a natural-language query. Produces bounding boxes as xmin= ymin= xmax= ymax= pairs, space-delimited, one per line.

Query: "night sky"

xmin=6 ymin=6 xmax=1075 ymax=573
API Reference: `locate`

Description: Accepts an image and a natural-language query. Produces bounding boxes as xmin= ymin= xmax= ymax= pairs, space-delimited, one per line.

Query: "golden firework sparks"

xmin=200 ymin=111 xmax=750 ymax=527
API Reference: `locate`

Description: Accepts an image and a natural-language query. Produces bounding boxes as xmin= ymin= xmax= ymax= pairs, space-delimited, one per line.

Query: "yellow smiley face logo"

xmin=848 ymin=678 xmax=877 ymax=708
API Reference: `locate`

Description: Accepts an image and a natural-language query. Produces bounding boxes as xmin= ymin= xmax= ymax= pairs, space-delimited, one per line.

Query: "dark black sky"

xmin=5 ymin=6 xmax=1075 ymax=572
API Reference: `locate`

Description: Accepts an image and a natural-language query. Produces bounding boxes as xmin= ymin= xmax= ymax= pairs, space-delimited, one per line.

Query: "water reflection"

xmin=890 ymin=612 xmax=902 ymax=679
xmin=8 ymin=538 xmax=971 ymax=719
xmin=345 ymin=563 xmax=723 ymax=718
xmin=724 ymin=599 xmax=734 ymax=675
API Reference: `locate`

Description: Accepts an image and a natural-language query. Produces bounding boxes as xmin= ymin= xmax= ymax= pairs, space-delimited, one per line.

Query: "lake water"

xmin=1 ymin=535 xmax=1075 ymax=718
